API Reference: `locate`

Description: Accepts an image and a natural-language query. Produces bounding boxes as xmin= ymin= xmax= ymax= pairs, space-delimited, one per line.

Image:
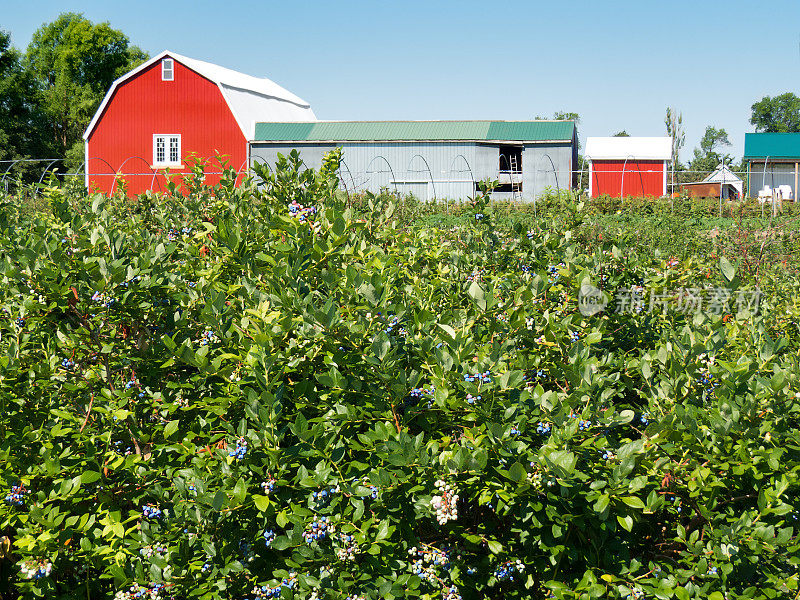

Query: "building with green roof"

xmin=743 ymin=133 xmax=800 ymax=200
xmin=249 ymin=120 xmax=578 ymax=201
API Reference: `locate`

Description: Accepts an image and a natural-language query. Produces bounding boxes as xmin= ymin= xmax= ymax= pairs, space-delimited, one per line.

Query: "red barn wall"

xmin=86 ymin=60 xmax=247 ymax=195
xmin=590 ymin=160 xmax=666 ymax=198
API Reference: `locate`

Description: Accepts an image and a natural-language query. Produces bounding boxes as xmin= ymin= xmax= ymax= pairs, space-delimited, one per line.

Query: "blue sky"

xmin=5 ymin=0 xmax=800 ymax=164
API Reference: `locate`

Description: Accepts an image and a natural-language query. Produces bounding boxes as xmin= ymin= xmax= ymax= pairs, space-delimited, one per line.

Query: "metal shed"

xmin=679 ymin=164 xmax=743 ymax=199
xmin=249 ymin=120 xmax=577 ymax=201
xmin=585 ymin=137 xmax=672 ymax=198
xmin=743 ymin=133 xmax=800 ymax=201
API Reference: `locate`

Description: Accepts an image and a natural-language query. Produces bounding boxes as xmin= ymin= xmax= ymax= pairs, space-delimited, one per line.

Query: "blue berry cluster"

xmin=263 ymin=529 xmax=275 ymax=547
xmin=142 ymin=503 xmax=163 ymax=520
xmin=229 ymin=437 xmax=248 ymax=460
xmin=15 ymin=317 xmax=25 ymax=328
xmin=526 ymin=230 xmax=535 ymax=240
xmin=535 ymin=422 xmax=551 ymax=435
xmin=547 ymin=263 xmax=564 ymax=283
xmin=5 ymin=483 xmax=28 ymax=506
xmin=442 ymin=586 xmax=463 ymax=600
xmin=569 ymin=331 xmax=581 ymax=343
xmin=569 ymin=414 xmax=592 ymax=430
xmin=466 ymin=393 xmax=481 ymax=405
xmin=125 ymin=379 xmax=137 ymax=390
xmin=408 ymin=545 xmax=451 ymax=582
xmin=114 ymin=582 xmax=166 ymax=600
xmin=475 ymin=213 xmax=484 ymax=220
xmin=464 ymin=371 xmax=492 ymax=384
xmin=91 ymin=291 xmax=115 ymax=307
xmin=665 ymin=494 xmax=682 ymax=513
xmin=410 ymin=385 xmax=435 ymax=400
xmin=288 ymin=200 xmax=317 ymax=223
xmin=311 ymin=484 xmax=339 ymax=504
xmin=639 ymin=412 xmax=650 ymax=426
xmin=466 ymin=270 xmax=482 ymax=283
xmin=493 ymin=559 xmax=525 ymax=582
xmin=20 ymin=559 xmax=52 ymax=580
xmin=248 ymin=573 xmax=298 ymax=599
xmin=198 ymin=328 xmax=218 ymax=346
xmin=61 ymin=358 xmax=75 ymax=370
xmin=509 ymin=426 xmax=521 ymax=436
xmin=335 ymin=532 xmax=358 ymax=561
xmin=384 ymin=315 xmax=400 ymax=334
xmin=238 ymin=539 xmax=254 ymax=563
xmin=261 ymin=477 xmax=276 ymax=494
xmin=303 ymin=516 xmax=332 ymax=542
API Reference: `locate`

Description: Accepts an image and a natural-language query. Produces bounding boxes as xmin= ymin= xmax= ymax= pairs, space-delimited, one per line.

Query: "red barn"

xmin=585 ymin=137 xmax=672 ymax=198
xmin=83 ymin=51 xmax=316 ymax=195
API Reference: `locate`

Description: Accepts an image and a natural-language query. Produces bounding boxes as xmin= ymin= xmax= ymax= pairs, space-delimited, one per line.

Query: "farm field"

xmin=0 ymin=153 xmax=799 ymax=600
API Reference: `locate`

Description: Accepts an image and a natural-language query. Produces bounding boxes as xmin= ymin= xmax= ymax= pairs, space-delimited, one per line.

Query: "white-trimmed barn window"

xmin=153 ymin=134 xmax=181 ymax=167
xmin=161 ymin=58 xmax=174 ymax=81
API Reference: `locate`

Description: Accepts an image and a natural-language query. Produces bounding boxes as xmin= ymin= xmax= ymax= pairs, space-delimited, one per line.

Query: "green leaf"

xmin=468 ymin=281 xmax=486 ymax=311
xmin=617 ymin=515 xmax=634 ymax=531
xmin=487 ymin=540 xmax=502 ymax=554
xmin=508 ymin=462 xmax=526 ymax=482
xmin=720 ymin=256 xmax=736 ymax=282
xmin=164 ymin=419 xmax=179 ymax=439
xmin=620 ymin=496 xmax=645 ymax=509
xmin=81 ymin=471 xmax=101 ymax=484
xmin=254 ymin=495 xmax=271 ymax=512
xmin=594 ymin=494 xmax=610 ymax=513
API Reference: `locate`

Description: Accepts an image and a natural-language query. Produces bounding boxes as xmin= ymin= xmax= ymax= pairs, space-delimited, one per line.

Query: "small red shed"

xmin=585 ymin=137 xmax=672 ymax=198
xmin=83 ymin=51 xmax=315 ymax=195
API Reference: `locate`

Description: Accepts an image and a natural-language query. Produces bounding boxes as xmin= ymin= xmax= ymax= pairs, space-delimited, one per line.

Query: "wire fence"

xmin=0 ymin=156 xmax=779 ymax=203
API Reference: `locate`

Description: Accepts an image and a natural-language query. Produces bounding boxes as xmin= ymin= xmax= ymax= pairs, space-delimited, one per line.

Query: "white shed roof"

xmin=703 ymin=164 xmax=742 ymax=184
xmin=585 ymin=137 xmax=673 ymax=161
xmin=84 ymin=50 xmax=316 ymax=141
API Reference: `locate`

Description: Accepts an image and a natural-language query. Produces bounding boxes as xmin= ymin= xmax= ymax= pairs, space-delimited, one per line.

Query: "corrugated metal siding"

xmin=744 ymin=133 xmax=800 ymax=159
xmin=254 ymin=121 xmax=575 ymax=142
xmin=748 ymin=163 xmax=796 ymax=197
xmin=250 ymin=140 xmax=575 ymax=202
xmin=87 ymin=60 xmax=247 ymax=195
xmin=590 ymin=160 xmax=666 ymax=198
xmin=522 ymin=144 xmax=574 ymax=198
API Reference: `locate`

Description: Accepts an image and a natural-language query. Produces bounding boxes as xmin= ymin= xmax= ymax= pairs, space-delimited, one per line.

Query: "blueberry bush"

xmin=0 ymin=151 xmax=798 ymax=599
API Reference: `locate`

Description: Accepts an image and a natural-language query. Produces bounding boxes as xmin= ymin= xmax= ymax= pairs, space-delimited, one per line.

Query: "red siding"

xmin=86 ymin=60 xmax=247 ymax=195
xmin=590 ymin=160 xmax=666 ymax=198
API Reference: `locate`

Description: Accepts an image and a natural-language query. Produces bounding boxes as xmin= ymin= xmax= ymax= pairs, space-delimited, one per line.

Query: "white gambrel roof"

xmin=585 ymin=137 xmax=673 ymax=161
xmin=83 ymin=50 xmax=316 ymax=141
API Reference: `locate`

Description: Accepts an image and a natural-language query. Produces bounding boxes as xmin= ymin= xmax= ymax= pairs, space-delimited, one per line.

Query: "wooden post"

xmin=795 ymin=162 xmax=798 ymax=202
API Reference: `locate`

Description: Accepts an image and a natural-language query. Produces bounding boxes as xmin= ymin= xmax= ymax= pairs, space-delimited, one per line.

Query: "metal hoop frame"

xmin=407 ymin=154 xmax=436 ymax=200
xmin=365 ymin=155 xmax=398 ymax=195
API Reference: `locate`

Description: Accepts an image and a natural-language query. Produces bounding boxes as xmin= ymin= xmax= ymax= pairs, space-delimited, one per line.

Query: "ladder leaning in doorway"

xmin=509 ymin=154 xmax=522 ymax=202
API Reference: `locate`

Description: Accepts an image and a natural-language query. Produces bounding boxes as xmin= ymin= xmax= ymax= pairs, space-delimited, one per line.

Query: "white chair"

xmin=778 ymin=185 xmax=793 ymax=201
xmin=758 ymin=186 xmax=772 ymax=204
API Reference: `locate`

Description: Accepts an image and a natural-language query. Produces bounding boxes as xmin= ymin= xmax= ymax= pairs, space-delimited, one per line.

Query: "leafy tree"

xmin=24 ymin=13 xmax=148 ymax=165
xmin=612 ymin=130 xmax=629 ymax=137
xmin=665 ymin=107 xmax=685 ymax=168
xmin=0 ymin=30 xmax=43 ymax=165
xmin=689 ymin=126 xmax=732 ymax=174
xmin=553 ymin=111 xmax=579 ymax=124
xmin=750 ymin=92 xmax=800 ymax=133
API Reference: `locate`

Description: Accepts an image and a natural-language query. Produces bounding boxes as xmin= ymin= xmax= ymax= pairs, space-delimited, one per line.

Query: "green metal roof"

xmin=743 ymin=133 xmax=800 ymax=159
xmin=253 ymin=121 xmax=575 ymax=142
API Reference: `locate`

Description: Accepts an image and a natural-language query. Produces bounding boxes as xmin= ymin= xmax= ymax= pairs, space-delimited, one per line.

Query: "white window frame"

xmin=161 ymin=58 xmax=174 ymax=81
xmin=152 ymin=134 xmax=182 ymax=167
